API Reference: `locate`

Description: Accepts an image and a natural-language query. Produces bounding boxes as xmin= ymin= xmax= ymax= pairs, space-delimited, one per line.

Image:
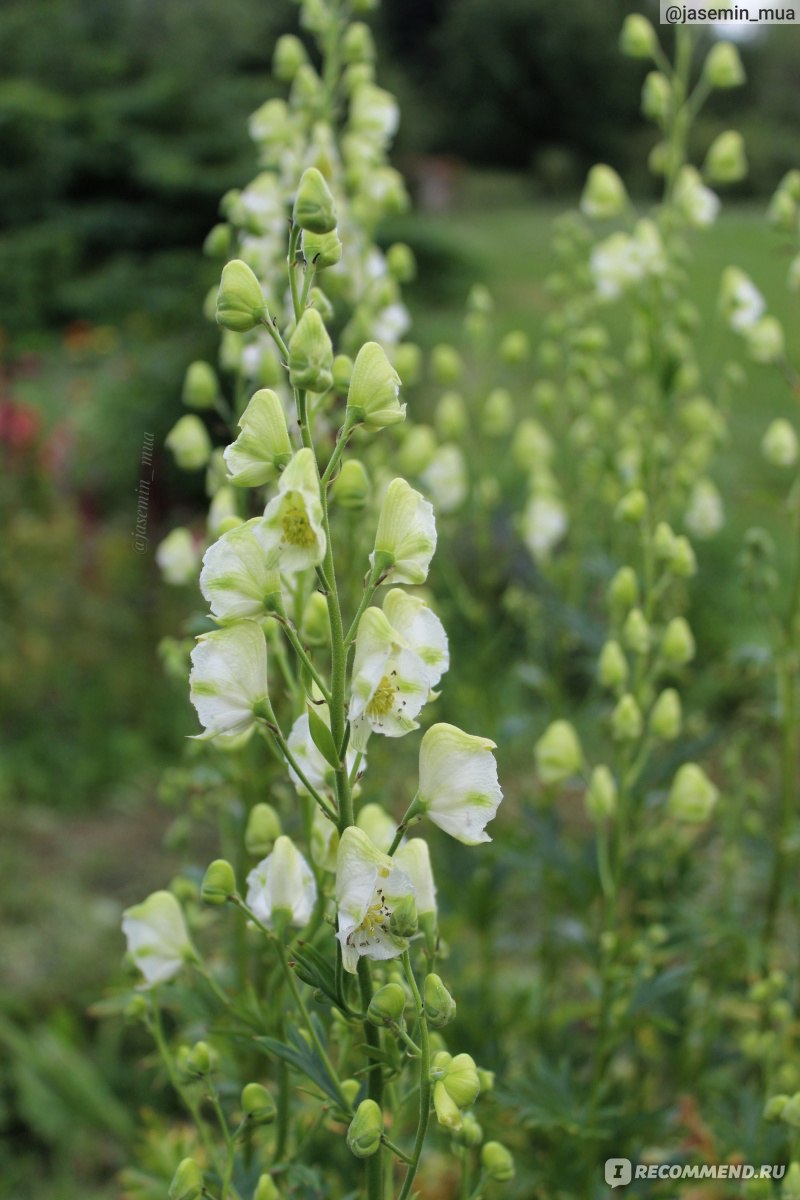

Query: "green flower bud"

xmin=608 ymin=566 xmax=639 ymax=611
xmin=649 ymin=688 xmax=681 ymax=741
xmin=642 ymin=72 xmax=671 ymax=123
xmin=431 ymin=344 xmax=463 ymax=385
xmin=302 ymin=228 xmax=342 ymax=269
xmin=661 ymin=617 xmax=695 ymax=666
xmin=671 ymin=536 xmax=697 ymax=578
xmin=245 ymin=803 xmax=282 ymax=857
xmin=253 ymin=1174 xmax=280 ymax=1200
xmin=301 ymin=591 xmax=330 ymax=646
xmin=367 ymin=982 xmax=407 ymax=1025
xmin=781 ymin=1097 xmax=800 ymax=1129
xmin=437 ymin=1052 xmax=480 ymax=1110
xmin=704 ymin=41 xmax=745 ymax=89
xmin=435 ymin=391 xmax=468 ymax=439
xmin=398 ymin=425 xmax=437 ymax=475
xmin=581 ymin=164 xmax=628 ymax=219
xmin=386 ymin=242 xmax=416 ymax=282
xmin=392 ymin=342 xmax=423 ymax=387
xmin=763 ymin=418 xmax=799 ymax=467
xmin=293 ymin=167 xmax=337 ymax=234
xmin=187 ymin=1041 xmax=217 ymax=1076
xmin=452 ymin=1112 xmax=483 ymax=1147
xmin=242 ymin=1082 xmax=277 ymax=1125
xmin=424 ymin=973 xmax=457 ymax=1028
xmin=341 ymin=1078 xmax=361 ymax=1108
xmin=201 ymin=859 xmax=236 ymax=905
xmin=782 ymin=1161 xmax=800 ymax=1197
xmin=598 ymin=640 xmax=629 ymax=690
xmin=499 ymin=330 xmax=530 ymax=364
xmin=273 ymin=34 xmax=307 ymax=82
xmin=389 ymin=893 xmax=418 ymax=938
xmin=615 ymin=489 xmax=648 ymax=523
xmin=343 ymin=21 xmax=376 ymax=64
xmin=124 ymin=994 xmax=149 ymax=1023
xmin=623 ymin=607 xmax=651 ymax=656
xmin=535 ymin=720 xmax=583 ymax=785
xmin=203 ymin=223 xmax=232 ymax=259
xmin=225 ymin=388 xmax=292 ymax=488
xmin=511 ymin=418 xmax=553 ymax=470
xmin=586 ymin=765 xmax=618 ymax=821
xmin=289 ymin=308 xmax=333 ymax=393
xmin=747 ymin=316 xmax=785 ymax=364
xmin=166 ymin=415 xmax=212 ymax=471
xmin=668 ymin=763 xmax=719 ymax=822
xmin=482 ymin=388 xmax=514 ymax=437
xmin=620 ymin=13 xmax=657 ymax=58
xmin=347 ymin=1098 xmax=383 ymax=1157
xmin=309 ymin=287 xmax=334 ymax=322
xmin=611 ymin=694 xmax=643 ymax=742
xmin=333 ymin=459 xmax=371 ymax=509
xmin=347 ymin=341 xmax=404 ymax=429
xmin=216 ymin=259 xmax=268 ymax=332
xmin=183 ymin=361 xmax=219 ymax=410
xmin=768 ymin=188 xmax=797 ymax=233
xmin=765 ymin=1094 xmax=791 ymax=1122
xmin=169 ymin=1157 xmax=204 ymax=1200
xmin=481 ymin=1141 xmax=515 ymax=1183
xmin=704 ymin=130 xmax=747 ymax=184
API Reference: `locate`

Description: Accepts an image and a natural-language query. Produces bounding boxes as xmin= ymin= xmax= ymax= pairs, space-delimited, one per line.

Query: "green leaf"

xmin=254 ymin=1025 xmax=342 ymax=1107
xmin=307 ymin=706 xmax=341 ymax=769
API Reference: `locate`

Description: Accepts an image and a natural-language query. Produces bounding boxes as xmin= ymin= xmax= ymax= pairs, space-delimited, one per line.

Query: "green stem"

xmin=275 ymin=610 xmax=332 ymax=702
xmin=358 ymin=956 xmax=384 ymax=1200
xmin=257 ymin=719 xmax=338 ymax=822
xmin=320 ymin=418 xmax=356 ymax=488
xmin=207 ymin=1085 xmax=237 ymax=1200
xmin=288 ymin=224 xmax=303 ymax=320
xmin=259 ymin=314 xmax=289 ymax=361
xmin=344 ymin=563 xmax=383 ymax=648
xmin=397 ymin=952 xmax=431 ymax=1200
xmin=275 ymin=939 xmax=351 ymax=1111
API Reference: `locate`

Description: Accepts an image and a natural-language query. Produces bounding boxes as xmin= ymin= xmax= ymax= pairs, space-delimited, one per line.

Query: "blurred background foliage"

xmin=2 ymin=1 xmax=800 ymax=1197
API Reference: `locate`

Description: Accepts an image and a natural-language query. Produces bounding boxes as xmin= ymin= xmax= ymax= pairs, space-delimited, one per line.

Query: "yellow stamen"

xmin=281 ymin=503 xmax=316 ymax=548
xmin=367 ymin=674 xmax=396 ymax=718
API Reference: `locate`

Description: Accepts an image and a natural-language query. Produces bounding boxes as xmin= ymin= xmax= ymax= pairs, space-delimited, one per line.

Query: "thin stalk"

xmin=397 ymin=952 xmax=432 ymax=1200
xmin=358 ymin=956 xmax=384 ymax=1200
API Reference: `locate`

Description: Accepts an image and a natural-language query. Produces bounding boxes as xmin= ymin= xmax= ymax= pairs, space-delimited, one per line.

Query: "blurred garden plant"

xmin=119 ymin=3 xmax=513 ymax=1199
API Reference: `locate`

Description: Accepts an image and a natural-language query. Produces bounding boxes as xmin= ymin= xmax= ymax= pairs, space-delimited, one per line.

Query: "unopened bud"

xmin=482 ymin=388 xmax=514 ymax=437
xmin=398 ymin=425 xmax=437 ymax=475
xmin=620 ymin=13 xmax=657 ymax=58
xmin=245 ymin=803 xmax=282 ymax=857
xmin=368 ymin=982 xmax=407 ymax=1026
xmin=481 ymin=1141 xmax=515 ymax=1183
xmin=704 ymin=130 xmax=747 ymax=184
xmin=762 ymin=418 xmax=798 ymax=468
xmin=183 ymin=361 xmax=219 ymax=410
xmin=642 ymin=72 xmax=671 ymax=123
xmin=581 ymin=164 xmax=628 ymax=220
xmin=387 ymin=242 xmax=416 ymax=282
xmin=289 ymin=308 xmax=333 ymax=393
xmin=747 ymin=316 xmax=785 ymax=364
xmin=598 ymin=640 xmax=629 ymax=691
xmin=343 ymin=21 xmax=376 ymax=64
xmin=671 ymin=536 xmax=697 ymax=578
xmin=202 ymin=859 xmax=236 ymax=905
xmin=166 ymin=416 xmax=212 ymax=472
xmin=347 ymin=1098 xmax=383 ymax=1157
xmin=333 ymin=459 xmax=371 ymax=509
xmin=431 ymin=344 xmax=463 ymax=385
xmin=424 ymin=973 xmax=457 ymax=1028
xmin=535 ymin=720 xmax=583 ymax=785
xmin=302 ymin=228 xmax=342 ymax=269
xmin=704 ymin=41 xmax=745 ymax=89
xmin=169 ymin=1158 xmax=204 ymax=1200
xmin=254 ymin=1174 xmax=280 ymax=1200
xmin=453 ymin=1112 xmax=483 ymax=1147
xmin=242 ymin=1082 xmax=277 ymax=1125
xmin=435 ymin=391 xmax=468 ymax=439
xmin=389 ymin=894 xmax=418 ymax=938
xmin=608 ymin=566 xmax=639 ymax=611
xmin=650 ymin=688 xmax=682 ymax=740
xmin=668 ymin=763 xmax=719 ymax=822
xmin=273 ymin=34 xmax=307 ymax=82
xmin=391 ymin=342 xmax=423 ymax=387
xmin=499 ymin=330 xmax=530 ymax=364
xmin=293 ymin=167 xmax=337 ymax=234
xmin=623 ymin=608 xmax=651 ymax=656
xmin=615 ymin=489 xmax=648 ymax=523
xmin=661 ymin=617 xmax=695 ymax=665
xmin=187 ymin=1041 xmax=217 ymax=1076
xmin=586 ymin=765 xmax=618 ymax=821
xmin=611 ymin=694 xmax=643 ymax=742
xmin=203 ymin=223 xmax=232 ymax=259
xmin=216 ymin=259 xmax=267 ymax=332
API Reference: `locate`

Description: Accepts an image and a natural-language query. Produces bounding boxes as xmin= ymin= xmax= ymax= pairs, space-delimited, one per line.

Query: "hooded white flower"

xmin=286 ymin=705 xmax=364 ymax=802
xmin=246 ymin=836 xmax=317 ymax=929
xmin=259 ymin=448 xmax=326 ymax=573
xmin=190 ymin=621 xmax=269 ymax=739
xmin=674 ymin=166 xmax=720 ymax=229
xmin=421 ymin=445 xmax=468 ymax=514
xmin=224 ymin=389 xmax=292 ymax=487
xmin=382 ymin=589 xmax=449 ymax=690
xmin=720 ymin=266 xmax=765 ymax=333
xmin=370 ymin=478 xmax=437 ymax=585
xmin=685 ymin=478 xmax=724 ymax=540
xmin=122 ymin=890 xmax=194 ymax=988
xmin=335 ymin=827 xmax=414 ymax=974
xmin=417 ymin=723 xmax=502 ymax=845
xmin=346 ymin=341 xmax=405 ymax=429
xmin=200 ymin=519 xmax=282 ymax=621
xmin=349 ymin=84 xmax=400 ymax=147
xmin=349 ymin=607 xmax=431 ymax=750
xmin=394 ymin=838 xmax=437 ymax=921
xmin=522 ymin=493 xmax=568 ymax=563
xmin=156 ymin=528 xmax=200 ymax=587
xmin=590 ymin=220 xmax=666 ymax=301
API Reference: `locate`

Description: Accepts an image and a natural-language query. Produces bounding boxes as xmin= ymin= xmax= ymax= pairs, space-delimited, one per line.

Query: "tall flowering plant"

xmin=119 ymin=5 xmax=513 ymax=1199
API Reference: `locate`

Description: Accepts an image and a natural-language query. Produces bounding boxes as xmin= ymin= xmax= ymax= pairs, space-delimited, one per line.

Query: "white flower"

xmin=349 ymin=608 xmax=431 ymax=750
xmin=346 ymin=341 xmax=404 ymax=429
xmin=259 ymin=448 xmax=326 ymax=573
xmin=156 ymin=528 xmax=200 ymax=586
xmin=335 ymin=827 xmax=414 ymax=974
xmin=421 ymin=445 xmax=468 ymax=513
xmin=590 ymin=220 xmax=666 ymax=301
xmin=200 ymin=519 xmax=282 ymax=621
xmin=224 ymin=389 xmax=292 ymax=487
xmin=522 ymin=493 xmax=568 ymax=563
xmin=417 ymin=723 xmax=502 ymax=845
xmin=246 ymin=836 xmax=317 ymax=929
xmin=720 ymin=266 xmax=765 ymax=333
xmin=685 ymin=478 xmax=724 ymax=540
xmin=370 ymin=477 xmax=437 ymax=585
xmin=382 ymin=588 xmax=449 ymax=690
xmin=349 ymin=84 xmax=400 ymax=146
xmin=122 ymin=890 xmax=194 ymax=988
xmin=675 ymin=165 xmax=720 ymax=229
xmin=190 ymin=621 xmax=269 ymax=739
xmin=394 ymin=838 xmax=437 ymax=920
xmin=287 ymin=706 xmax=364 ymax=802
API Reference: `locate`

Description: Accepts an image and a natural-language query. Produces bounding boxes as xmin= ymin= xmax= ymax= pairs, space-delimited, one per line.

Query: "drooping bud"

xmin=704 ymin=41 xmax=745 ymax=89
xmin=183 ymin=361 xmax=219 ymax=410
xmin=242 ymin=1082 xmax=277 ymax=1125
xmin=437 ymin=1052 xmax=480 ymax=1110
xmin=333 ymin=459 xmax=371 ymax=509
xmin=668 ymin=763 xmax=719 ymax=822
xmin=273 ymin=34 xmax=308 ymax=82
xmin=169 ymin=1158 xmax=204 ymax=1200
xmin=585 ymin=765 xmax=618 ymax=821
xmin=166 ymin=416 xmax=212 ymax=472
xmin=534 ymin=720 xmax=583 ymax=785
xmin=611 ymin=694 xmax=643 ymax=742
xmin=481 ymin=1141 xmax=515 ymax=1183
xmin=580 ymin=164 xmax=628 ymax=220
xmin=302 ymin=228 xmax=342 ymax=269
xmin=453 ymin=1112 xmax=483 ymax=1147
xmin=292 ymin=167 xmax=337 ymax=234
xmin=216 ymin=259 xmax=268 ymax=332
xmin=424 ymin=973 xmax=457 ymax=1028
xmin=245 ymin=803 xmax=282 ymax=857
xmin=704 ymin=130 xmax=747 ymax=184
xmin=201 ymin=859 xmax=236 ymax=905
xmin=367 ymin=982 xmax=407 ymax=1026
xmin=650 ymin=688 xmax=682 ymax=740
xmin=288 ymin=308 xmax=334 ymax=393
xmin=620 ymin=13 xmax=657 ymax=58
xmin=347 ymin=1099 xmax=383 ymax=1158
